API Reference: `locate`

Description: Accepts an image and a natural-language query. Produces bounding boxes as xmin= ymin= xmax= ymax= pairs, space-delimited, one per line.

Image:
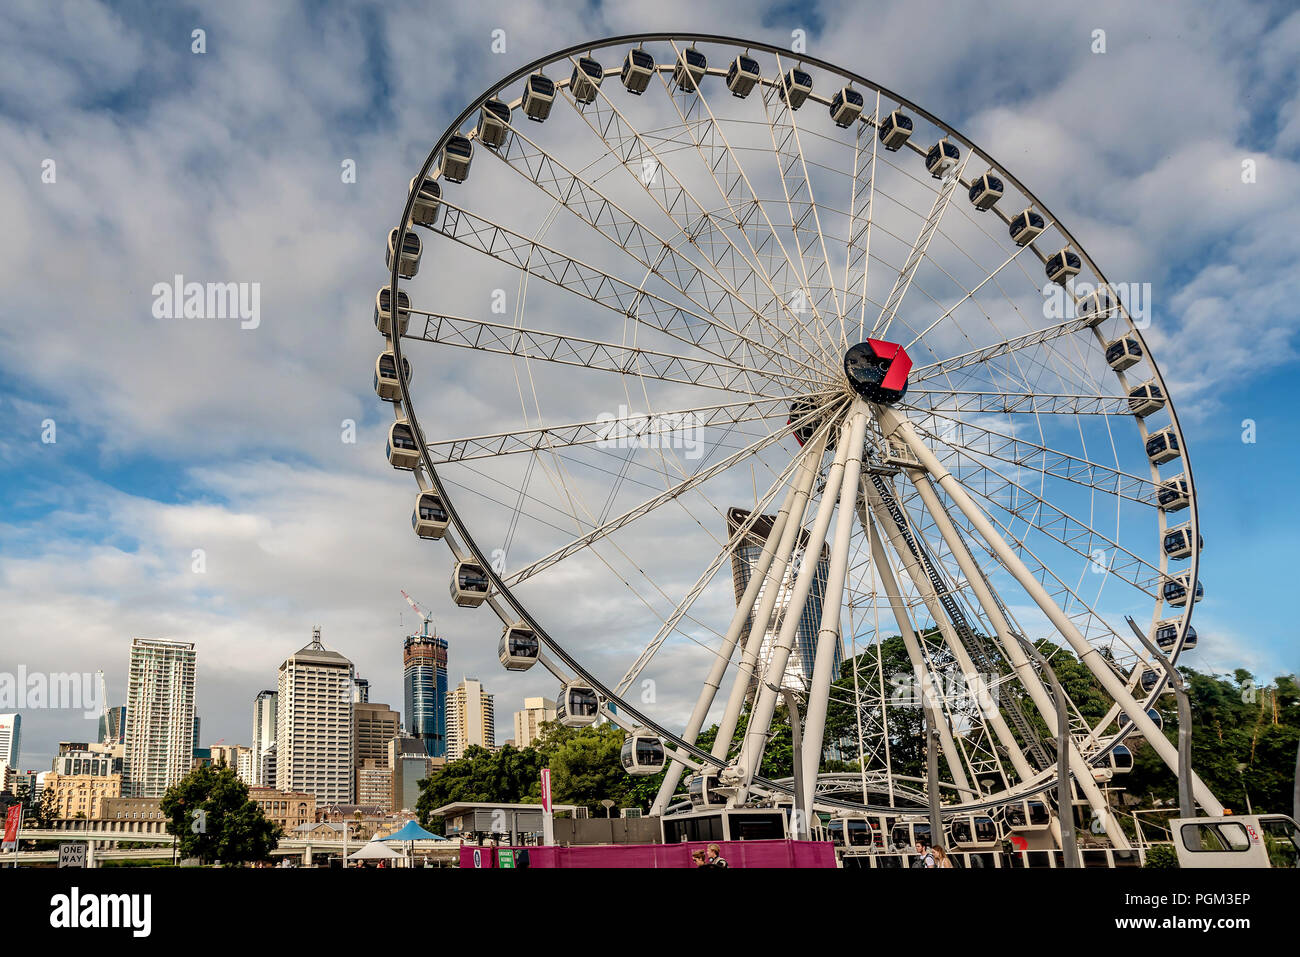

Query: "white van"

xmin=1169 ymin=814 xmax=1300 ymax=868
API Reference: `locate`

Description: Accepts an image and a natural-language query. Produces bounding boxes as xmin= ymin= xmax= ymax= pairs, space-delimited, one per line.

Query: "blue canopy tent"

xmin=380 ymin=820 xmax=446 ymax=865
xmin=381 ymin=820 xmax=446 ymax=842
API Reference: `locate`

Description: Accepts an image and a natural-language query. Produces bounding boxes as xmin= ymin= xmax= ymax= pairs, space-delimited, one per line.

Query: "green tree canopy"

xmin=159 ymin=764 xmax=280 ymax=865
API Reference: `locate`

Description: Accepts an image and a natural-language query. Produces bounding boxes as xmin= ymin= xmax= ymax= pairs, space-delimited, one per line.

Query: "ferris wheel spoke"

xmin=871 ymin=151 xmax=970 ymax=340
xmin=503 ymin=399 xmax=844 ymax=588
xmin=903 ymin=389 xmax=1131 ymax=416
xmin=710 ymin=424 xmax=833 ymax=768
xmin=487 ymin=114 xmax=826 ymax=382
xmin=900 ymin=220 xmax=1059 ymax=352
xmin=559 ymin=55 xmax=834 ymax=374
xmin=916 ymin=431 xmax=1165 ymax=599
xmin=798 ymin=404 xmax=869 ymax=812
xmin=424 ymin=395 xmax=807 ymax=464
xmin=762 ymin=52 xmax=848 ymax=343
xmin=430 ymin=198 xmax=801 ymax=378
xmin=924 ymin=477 xmax=1132 ymax=655
xmin=618 ymin=446 xmax=809 ymax=700
xmin=843 ymin=94 xmax=881 ymax=342
xmin=658 ymin=41 xmax=842 ymax=366
xmin=908 ymin=313 xmax=1109 ymax=389
xmin=733 ymin=414 xmax=857 ymax=799
xmin=404 ymin=311 xmax=804 ymax=397
xmin=910 ymin=411 xmax=1162 ymax=505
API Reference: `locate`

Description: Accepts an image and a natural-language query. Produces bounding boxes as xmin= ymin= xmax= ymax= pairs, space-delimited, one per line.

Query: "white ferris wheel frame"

xmin=377 ymin=33 xmax=1215 ymax=833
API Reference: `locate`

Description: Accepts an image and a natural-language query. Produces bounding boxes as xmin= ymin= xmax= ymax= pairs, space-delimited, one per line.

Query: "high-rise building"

xmin=388 ymin=735 xmax=442 ymax=812
xmin=251 ymin=690 xmax=277 ymax=786
xmin=260 ymin=743 xmax=277 ymax=789
xmin=98 ymin=706 xmax=126 ymax=746
xmin=41 ymin=772 xmax=122 ymax=819
xmin=210 ymin=744 xmax=252 ymax=779
xmin=123 ymin=639 xmax=197 ymax=798
xmin=53 ymin=743 xmax=122 ymax=777
xmin=275 ymin=628 xmax=354 ymax=805
xmin=404 ymin=634 xmax=448 ymax=758
xmin=354 ymin=702 xmax=400 ymax=767
xmin=355 ymin=759 xmax=393 ymax=811
xmin=727 ymin=507 xmax=840 ymax=693
xmin=513 ymin=697 xmax=557 ymax=748
xmin=0 ymin=714 xmax=21 ymax=769
xmin=445 ymin=678 xmax=495 ymax=761
xmin=352 ymin=677 xmax=370 ymax=704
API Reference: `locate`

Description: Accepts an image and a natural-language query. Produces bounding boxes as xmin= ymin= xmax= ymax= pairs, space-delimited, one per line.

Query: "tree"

xmin=538 ymin=722 xmax=649 ymax=812
xmin=416 ymin=744 xmax=546 ymax=829
xmin=1123 ymin=669 xmax=1300 ymax=816
xmin=159 ymin=764 xmax=280 ymax=865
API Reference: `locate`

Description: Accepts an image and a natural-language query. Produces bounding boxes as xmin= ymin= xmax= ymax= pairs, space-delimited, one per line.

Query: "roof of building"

xmin=283 ymin=632 xmax=353 ymax=667
xmin=431 ymin=801 xmax=579 ymax=817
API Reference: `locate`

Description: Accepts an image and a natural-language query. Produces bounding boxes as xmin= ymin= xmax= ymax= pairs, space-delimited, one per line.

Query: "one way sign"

xmin=58 ymin=843 xmax=87 ymax=868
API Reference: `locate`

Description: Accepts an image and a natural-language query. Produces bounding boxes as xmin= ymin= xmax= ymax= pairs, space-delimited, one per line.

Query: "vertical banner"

xmin=3 ymin=805 xmax=22 ymax=852
xmin=540 ymin=768 xmax=555 ymax=847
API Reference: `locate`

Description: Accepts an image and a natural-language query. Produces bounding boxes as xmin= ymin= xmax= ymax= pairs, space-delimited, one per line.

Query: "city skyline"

xmin=6 ymin=613 xmax=536 ymax=772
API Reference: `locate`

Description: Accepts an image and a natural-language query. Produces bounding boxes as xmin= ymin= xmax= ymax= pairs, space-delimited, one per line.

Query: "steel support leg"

xmin=907 ymin=467 xmax=1130 ymax=850
xmin=878 ymin=406 xmax=1224 ymax=815
xmin=798 ymin=402 xmax=870 ymax=816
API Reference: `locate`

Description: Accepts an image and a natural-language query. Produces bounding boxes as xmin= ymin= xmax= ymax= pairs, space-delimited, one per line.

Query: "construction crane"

xmin=401 ymin=590 xmax=437 ymax=638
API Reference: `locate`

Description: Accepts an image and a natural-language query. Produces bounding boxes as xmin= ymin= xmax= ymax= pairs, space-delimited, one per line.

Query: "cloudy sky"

xmin=1 ymin=0 xmax=1297 ymax=771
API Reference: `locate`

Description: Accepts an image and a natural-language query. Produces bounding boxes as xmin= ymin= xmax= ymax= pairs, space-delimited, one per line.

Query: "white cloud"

xmin=1 ymin=1 xmax=1297 ymax=770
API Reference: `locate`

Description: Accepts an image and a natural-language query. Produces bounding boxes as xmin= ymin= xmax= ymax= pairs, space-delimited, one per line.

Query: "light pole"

xmin=1236 ymin=763 xmax=1253 ymax=815
xmin=1009 ymin=634 xmax=1079 ymax=868
xmin=924 ymin=715 xmax=942 ymax=851
xmin=1125 ymin=616 xmax=1194 ymax=819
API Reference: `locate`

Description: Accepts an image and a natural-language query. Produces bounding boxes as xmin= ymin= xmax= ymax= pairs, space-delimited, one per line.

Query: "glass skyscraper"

xmin=727 ymin=506 xmax=840 ymax=693
xmin=404 ymin=634 xmax=448 ymax=758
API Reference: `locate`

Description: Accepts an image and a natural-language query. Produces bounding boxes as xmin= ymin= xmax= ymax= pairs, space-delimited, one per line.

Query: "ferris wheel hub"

xmin=844 ymin=340 xmax=912 ymax=405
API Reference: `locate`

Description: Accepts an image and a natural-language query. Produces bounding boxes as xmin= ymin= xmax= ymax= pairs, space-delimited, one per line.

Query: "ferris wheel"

xmin=374 ymin=33 xmax=1223 ymax=846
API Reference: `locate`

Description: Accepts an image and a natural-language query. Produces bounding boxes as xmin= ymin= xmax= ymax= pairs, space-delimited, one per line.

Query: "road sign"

xmin=2 ymin=806 xmax=21 ymax=851
xmin=58 ymin=843 xmax=87 ymax=868
xmin=499 ymin=848 xmax=515 ymax=869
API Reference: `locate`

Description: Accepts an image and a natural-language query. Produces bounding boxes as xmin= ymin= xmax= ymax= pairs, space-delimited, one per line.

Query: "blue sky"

xmin=1 ymin=0 xmax=1298 ymax=771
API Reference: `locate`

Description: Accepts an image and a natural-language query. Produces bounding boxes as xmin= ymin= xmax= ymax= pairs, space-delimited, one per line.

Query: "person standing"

xmin=932 ymin=845 xmax=954 ymax=868
xmin=913 ymin=840 xmax=935 ymax=868
xmin=706 ymin=843 xmax=729 ymax=867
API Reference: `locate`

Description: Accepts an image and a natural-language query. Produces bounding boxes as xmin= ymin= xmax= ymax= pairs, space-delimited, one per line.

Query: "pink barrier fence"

xmin=459 ymin=839 xmax=835 ymax=869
